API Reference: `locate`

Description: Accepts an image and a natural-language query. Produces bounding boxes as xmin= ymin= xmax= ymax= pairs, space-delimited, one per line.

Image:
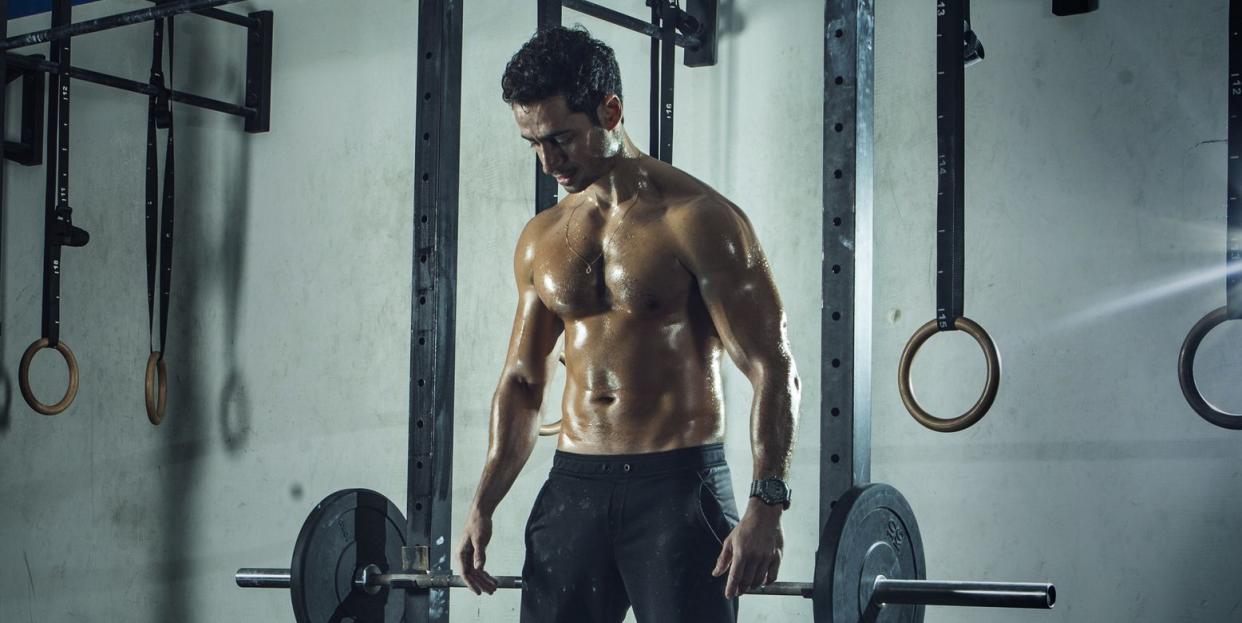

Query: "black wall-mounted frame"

xmin=4 ymin=56 xmax=42 ymax=165
xmin=0 ymin=0 xmax=273 ymax=134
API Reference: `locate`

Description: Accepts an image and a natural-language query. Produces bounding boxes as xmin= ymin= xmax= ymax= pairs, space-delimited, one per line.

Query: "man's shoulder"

xmin=647 ymin=162 xmax=744 ymax=222
xmin=517 ymin=200 xmax=568 ymax=242
xmin=661 ymin=184 xmax=747 ymax=235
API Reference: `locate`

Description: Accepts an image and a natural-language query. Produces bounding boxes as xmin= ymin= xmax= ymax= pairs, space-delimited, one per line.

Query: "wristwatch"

xmin=749 ymin=477 xmax=792 ymax=510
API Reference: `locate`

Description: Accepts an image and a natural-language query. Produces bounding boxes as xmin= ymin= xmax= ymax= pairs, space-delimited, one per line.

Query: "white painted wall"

xmin=1 ymin=1 xmax=1238 ymax=622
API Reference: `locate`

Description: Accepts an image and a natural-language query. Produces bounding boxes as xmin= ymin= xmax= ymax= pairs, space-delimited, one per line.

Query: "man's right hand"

xmin=458 ymin=510 xmax=499 ymax=595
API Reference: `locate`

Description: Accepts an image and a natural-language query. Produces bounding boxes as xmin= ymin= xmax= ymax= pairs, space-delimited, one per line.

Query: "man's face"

xmin=513 ymin=96 xmax=614 ymax=193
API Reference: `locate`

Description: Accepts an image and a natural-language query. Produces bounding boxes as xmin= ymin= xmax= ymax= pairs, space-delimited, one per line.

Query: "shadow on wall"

xmin=217 ymin=91 xmax=252 ymax=455
xmin=154 ymin=16 xmax=253 ymax=623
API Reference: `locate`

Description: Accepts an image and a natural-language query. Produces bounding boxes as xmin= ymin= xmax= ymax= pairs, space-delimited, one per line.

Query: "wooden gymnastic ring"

xmin=1178 ymin=306 xmax=1242 ymax=430
xmin=538 ymin=419 xmax=561 ymax=437
xmin=145 ymin=352 xmax=168 ymax=426
xmin=18 ymin=338 xmax=80 ymax=416
xmin=897 ymin=316 xmax=1001 ymax=433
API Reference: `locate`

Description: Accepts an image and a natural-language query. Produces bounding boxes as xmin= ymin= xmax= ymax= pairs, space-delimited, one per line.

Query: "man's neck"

xmin=584 ymin=133 xmax=649 ymax=212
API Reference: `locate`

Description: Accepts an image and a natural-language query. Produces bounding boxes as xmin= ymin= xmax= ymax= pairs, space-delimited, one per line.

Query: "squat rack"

xmin=408 ymin=1 xmax=873 ymax=620
xmin=235 ymin=2 xmax=1072 ymax=620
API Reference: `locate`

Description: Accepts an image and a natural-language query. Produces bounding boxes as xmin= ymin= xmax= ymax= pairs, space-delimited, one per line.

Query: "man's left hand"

xmin=711 ymin=499 xmax=784 ymax=598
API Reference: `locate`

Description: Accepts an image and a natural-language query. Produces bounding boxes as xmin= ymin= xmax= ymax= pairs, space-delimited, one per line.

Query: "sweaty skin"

xmin=458 ymin=94 xmax=801 ymax=600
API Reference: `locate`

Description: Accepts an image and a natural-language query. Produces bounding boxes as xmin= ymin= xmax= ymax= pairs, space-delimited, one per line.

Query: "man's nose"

xmin=537 ymin=144 xmax=564 ymax=173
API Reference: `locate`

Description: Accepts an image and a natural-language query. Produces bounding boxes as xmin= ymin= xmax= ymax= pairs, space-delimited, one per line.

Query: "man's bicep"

xmin=498 ymin=217 xmax=563 ymax=382
xmin=680 ymin=205 xmax=792 ymax=377
xmin=499 ymin=284 xmax=563 ymax=386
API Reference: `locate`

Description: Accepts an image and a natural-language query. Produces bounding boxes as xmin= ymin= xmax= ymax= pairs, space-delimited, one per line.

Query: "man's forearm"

xmin=749 ymin=362 xmax=800 ymax=481
xmin=469 ymin=377 xmax=545 ymax=517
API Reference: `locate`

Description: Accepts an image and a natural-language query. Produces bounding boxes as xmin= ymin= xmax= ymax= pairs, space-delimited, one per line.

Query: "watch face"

xmin=764 ymin=480 xmax=787 ymax=500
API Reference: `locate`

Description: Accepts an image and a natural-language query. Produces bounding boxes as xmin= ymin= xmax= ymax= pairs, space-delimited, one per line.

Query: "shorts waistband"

xmin=552 ymin=443 xmax=726 ymax=477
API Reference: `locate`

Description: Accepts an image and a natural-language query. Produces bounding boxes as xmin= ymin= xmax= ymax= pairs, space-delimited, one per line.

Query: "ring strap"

xmin=1228 ymin=0 xmax=1242 ymax=319
xmin=147 ymin=15 xmax=176 ymax=354
xmin=41 ymin=0 xmax=83 ymax=347
xmin=936 ymin=0 xmax=968 ymax=331
xmin=146 ymin=16 xmax=175 ymax=357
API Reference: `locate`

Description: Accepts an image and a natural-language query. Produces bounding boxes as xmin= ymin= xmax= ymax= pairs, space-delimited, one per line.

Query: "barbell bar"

xmin=235 ymin=565 xmax=1053 ymax=609
xmin=234 ymin=485 xmax=1055 ymax=622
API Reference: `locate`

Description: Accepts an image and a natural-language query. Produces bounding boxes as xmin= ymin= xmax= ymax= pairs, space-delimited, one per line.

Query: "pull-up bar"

xmin=0 ymin=0 xmax=244 ymax=50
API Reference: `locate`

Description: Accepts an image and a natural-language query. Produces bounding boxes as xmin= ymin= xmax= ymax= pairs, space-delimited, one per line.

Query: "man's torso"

xmin=526 ymin=159 xmax=730 ymax=453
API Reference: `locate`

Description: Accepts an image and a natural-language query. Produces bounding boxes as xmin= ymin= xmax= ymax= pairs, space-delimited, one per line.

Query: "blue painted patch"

xmin=9 ymin=0 xmax=105 ymax=20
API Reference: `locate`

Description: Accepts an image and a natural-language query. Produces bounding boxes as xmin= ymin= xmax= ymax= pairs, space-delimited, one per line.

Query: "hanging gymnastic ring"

xmin=1178 ymin=306 xmax=1242 ymax=430
xmin=897 ymin=316 xmax=1001 ymax=432
xmin=18 ymin=338 xmax=80 ymax=416
xmin=538 ymin=419 xmax=561 ymax=437
xmin=145 ymin=351 xmax=168 ymax=426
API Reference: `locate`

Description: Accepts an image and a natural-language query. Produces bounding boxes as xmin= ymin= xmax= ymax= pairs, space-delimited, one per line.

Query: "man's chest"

xmin=530 ymin=223 xmax=694 ymax=319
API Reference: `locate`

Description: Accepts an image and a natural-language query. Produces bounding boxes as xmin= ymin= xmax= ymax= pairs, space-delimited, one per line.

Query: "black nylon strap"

xmin=1228 ymin=0 xmax=1242 ymax=319
xmin=935 ymin=0 xmax=967 ymax=331
xmin=146 ymin=15 xmax=175 ymax=354
xmin=42 ymin=0 xmax=75 ymax=346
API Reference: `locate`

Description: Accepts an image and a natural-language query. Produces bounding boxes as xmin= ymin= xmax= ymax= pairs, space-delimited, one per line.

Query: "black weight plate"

xmin=813 ymin=483 xmax=925 ymax=623
xmin=290 ymin=489 xmax=406 ymax=623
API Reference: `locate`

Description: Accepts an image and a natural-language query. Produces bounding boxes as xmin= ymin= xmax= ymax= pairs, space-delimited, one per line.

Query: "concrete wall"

xmin=0 ymin=1 xmax=1237 ymax=622
xmin=874 ymin=1 xmax=1242 ymax=622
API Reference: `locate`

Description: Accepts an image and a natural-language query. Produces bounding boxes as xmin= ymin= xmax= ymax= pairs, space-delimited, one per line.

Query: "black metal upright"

xmin=535 ymin=0 xmax=561 ymax=214
xmin=655 ymin=0 xmax=676 ymax=163
xmin=409 ymin=0 xmax=462 ymax=621
xmin=821 ymin=0 xmax=874 ymax=528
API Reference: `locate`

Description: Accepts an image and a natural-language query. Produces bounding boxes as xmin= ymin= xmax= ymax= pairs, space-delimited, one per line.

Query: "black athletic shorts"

xmin=520 ymin=443 xmax=740 ymax=623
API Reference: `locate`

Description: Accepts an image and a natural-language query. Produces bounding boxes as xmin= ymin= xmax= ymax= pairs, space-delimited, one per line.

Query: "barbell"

xmin=236 ymin=483 xmax=1053 ymax=622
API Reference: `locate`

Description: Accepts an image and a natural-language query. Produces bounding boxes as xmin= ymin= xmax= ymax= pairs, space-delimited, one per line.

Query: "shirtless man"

xmin=457 ymin=26 xmax=800 ymax=623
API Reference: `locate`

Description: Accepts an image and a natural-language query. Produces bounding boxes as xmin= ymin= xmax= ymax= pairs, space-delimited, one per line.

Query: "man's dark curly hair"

xmin=502 ymin=26 xmax=623 ymax=126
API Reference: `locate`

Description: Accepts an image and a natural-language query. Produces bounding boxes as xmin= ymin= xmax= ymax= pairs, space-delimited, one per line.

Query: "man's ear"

xmin=598 ymin=94 xmax=623 ymax=130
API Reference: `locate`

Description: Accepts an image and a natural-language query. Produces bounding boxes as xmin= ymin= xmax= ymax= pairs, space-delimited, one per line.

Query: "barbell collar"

xmin=234 ymin=568 xmax=290 ymax=589
xmin=871 ymin=578 xmax=1055 ymax=610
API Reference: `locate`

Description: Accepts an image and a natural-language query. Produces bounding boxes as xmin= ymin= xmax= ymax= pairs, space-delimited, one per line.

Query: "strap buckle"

xmin=51 ymin=206 xmax=90 ymax=247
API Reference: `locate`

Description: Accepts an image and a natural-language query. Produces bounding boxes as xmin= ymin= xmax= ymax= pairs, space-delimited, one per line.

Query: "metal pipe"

xmin=561 ymin=0 xmax=699 ymax=49
xmin=3 ymin=54 xmax=253 ymax=119
xmin=145 ymin=0 xmax=257 ymax=28
xmin=235 ymin=568 xmax=291 ymax=589
xmin=872 ymin=578 xmax=1056 ymax=609
xmin=0 ymin=0 xmax=246 ymax=51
